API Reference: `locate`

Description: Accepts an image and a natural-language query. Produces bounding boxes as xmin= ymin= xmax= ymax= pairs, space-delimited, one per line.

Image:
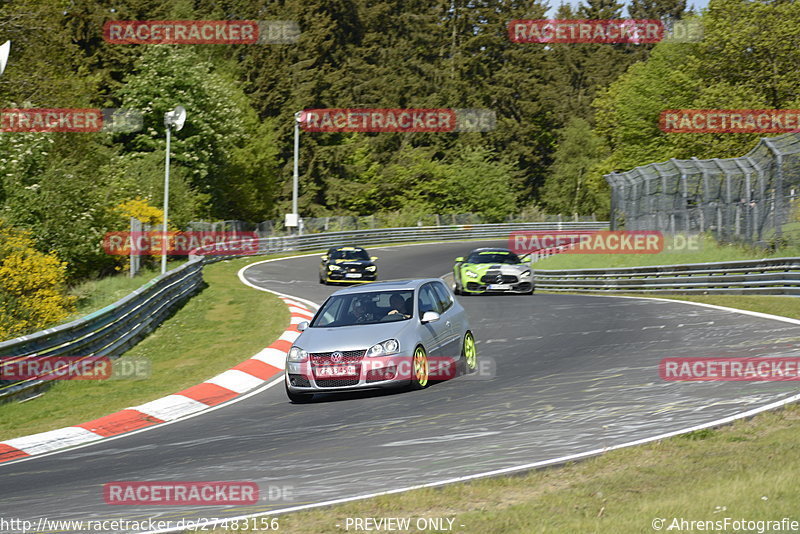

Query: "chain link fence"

xmin=605 ymin=132 xmax=800 ymax=246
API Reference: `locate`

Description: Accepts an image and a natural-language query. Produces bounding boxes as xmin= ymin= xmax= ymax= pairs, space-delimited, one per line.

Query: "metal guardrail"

xmin=187 ymin=213 xmax=600 ymax=237
xmin=0 ymin=221 xmax=608 ymax=403
xmin=535 ymin=257 xmax=800 ymax=295
xmin=0 ymin=260 xmax=204 ymax=402
xmin=191 ymin=221 xmax=610 ymax=260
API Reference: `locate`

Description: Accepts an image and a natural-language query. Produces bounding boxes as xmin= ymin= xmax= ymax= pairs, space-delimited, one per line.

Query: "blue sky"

xmin=544 ymin=0 xmax=710 ymax=17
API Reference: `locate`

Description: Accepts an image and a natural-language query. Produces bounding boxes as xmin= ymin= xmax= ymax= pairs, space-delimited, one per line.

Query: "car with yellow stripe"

xmin=319 ymin=246 xmax=378 ymax=284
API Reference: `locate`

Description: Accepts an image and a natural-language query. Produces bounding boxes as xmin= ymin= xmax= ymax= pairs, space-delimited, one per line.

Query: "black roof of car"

xmin=469 ymin=247 xmax=513 ymax=253
xmin=328 ymin=246 xmax=366 ymax=252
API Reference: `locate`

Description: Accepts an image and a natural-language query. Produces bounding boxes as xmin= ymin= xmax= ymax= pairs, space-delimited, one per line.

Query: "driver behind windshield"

xmin=386 ymin=293 xmax=411 ymax=319
xmin=468 ymin=251 xmax=521 ymax=264
xmin=350 ymin=299 xmax=374 ymax=323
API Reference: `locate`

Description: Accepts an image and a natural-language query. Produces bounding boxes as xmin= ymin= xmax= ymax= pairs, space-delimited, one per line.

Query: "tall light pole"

xmin=162 ymin=105 xmax=186 ymax=274
xmin=290 ymin=110 xmax=305 ymax=235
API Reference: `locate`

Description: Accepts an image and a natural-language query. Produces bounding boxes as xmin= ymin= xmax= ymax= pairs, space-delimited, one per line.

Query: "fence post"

xmin=129 ymin=217 xmax=140 ymax=278
xmin=763 ymin=138 xmax=784 ymax=240
xmin=735 ymin=159 xmax=753 ymax=240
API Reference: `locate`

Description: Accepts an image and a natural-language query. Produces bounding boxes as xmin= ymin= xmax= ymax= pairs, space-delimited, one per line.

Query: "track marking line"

xmin=0 ymin=257 xmax=321 ymax=467
xmin=142 ymin=388 xmax=800 ymax=534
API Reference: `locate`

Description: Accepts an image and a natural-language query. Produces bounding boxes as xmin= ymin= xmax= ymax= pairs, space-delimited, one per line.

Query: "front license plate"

xmin=316 ymin=365 xmax=357 ymax=376
xmin=487 ymin=284 xmax=511 ymax=290
xmin=345 ymin=273 xmax=362 ymax=278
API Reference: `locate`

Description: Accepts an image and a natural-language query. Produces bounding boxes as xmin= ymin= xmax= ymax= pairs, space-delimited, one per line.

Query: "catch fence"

xmin=605 ymin=132 xmax=800 ymax=245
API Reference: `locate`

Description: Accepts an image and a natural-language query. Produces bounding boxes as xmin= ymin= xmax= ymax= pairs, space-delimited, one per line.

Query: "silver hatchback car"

xmin=285 ymin=279 xmax=477 ymax=402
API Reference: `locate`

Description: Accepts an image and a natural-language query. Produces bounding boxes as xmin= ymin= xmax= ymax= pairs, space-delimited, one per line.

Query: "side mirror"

xmin=370 ymin=256 xmax=378 ymax=261
xmin=520 ymin=253 xmax=531 ymax=262
xmin=320 ymin=255 xmax=328 ymax=261
xmin=297 ymin=321 xmax=308 ymax=332
xmin=455 ymin=257 xmax=464 ymax=262
xmin=421 ymin=311 xmax=440 ymax=324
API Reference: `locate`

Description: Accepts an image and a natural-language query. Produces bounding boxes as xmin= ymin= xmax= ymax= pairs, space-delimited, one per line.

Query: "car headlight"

xmin=465 ymin=270 xmax=478 ymax=279
xmin=520 ymin=269 xmax=531 ymax=278
xmin=328 ymin=264 xmax=341 ymax=271
xmin=288 ymin=346 xmax=308 ymax=362
xmin=365 ymin=265 xmax=377 ymax=272
xmin=366 ymin=339 xmax=400 ymax=357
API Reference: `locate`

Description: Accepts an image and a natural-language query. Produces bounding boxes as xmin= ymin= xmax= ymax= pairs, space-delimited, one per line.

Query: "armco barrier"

xmin=190 ymin=221 xmax=609 ymax=260
xmin=1 ymin=221 xmax=608 ymax=403
xmin=0 ymin=259 xmax=204 ymax=402
xmin=535 ymin=257 xmax=800 ymax=295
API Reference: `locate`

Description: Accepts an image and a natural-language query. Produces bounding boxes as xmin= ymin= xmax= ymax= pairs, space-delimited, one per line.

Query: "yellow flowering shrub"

xmin=0 ymin=220 xmax=76 ymax=341
xmin=114 ymin=197 xmax=164 ymax=226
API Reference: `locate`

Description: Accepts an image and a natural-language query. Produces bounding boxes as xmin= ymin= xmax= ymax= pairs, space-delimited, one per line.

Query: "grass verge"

xmin=63 ymin=260 xmax=186 ymax=322
xmin=0 ymin=256 xmax=288 ymax=440
xmin=609 ymin=293 xmax=800 ymax=319
xmin=208 ymin=293 xmax=800 ymax=534
xmin=263 ymin=405 xmax=800 ymax=533
xmin=534 ymin=233 xmax=800 ymax=270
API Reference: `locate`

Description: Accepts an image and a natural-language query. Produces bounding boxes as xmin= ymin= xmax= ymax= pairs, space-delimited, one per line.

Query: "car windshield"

xmin=466 ymin=251 xmax=521 ymax=264
xmin=310 ymin=290 xmax=414 ymax=327
xmin=330 ymin=248 xmax=370 ymax=261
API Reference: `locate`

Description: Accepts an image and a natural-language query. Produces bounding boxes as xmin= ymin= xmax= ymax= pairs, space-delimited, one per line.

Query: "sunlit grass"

xmin=0 ymin=256 xmax=288 ymax=440
xmin=534 ymin=233 xmax=800 ymax=270
xmin=207 ymin=293 xmax=800 ymax=534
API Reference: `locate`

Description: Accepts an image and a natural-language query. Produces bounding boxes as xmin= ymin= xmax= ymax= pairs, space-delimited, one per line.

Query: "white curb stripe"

xmin=288 ymin=306 xmax=313 ymax=317
xmin=281 ymin=298 xmax=308 ymax=309
xmin=251 ymin=348 xmax=288 ymax=369
xmin=206 ymin=369 xmax=266 ymax=394
xmin=3 ymin=427 xmax=104 ymax=455
xmin=0 ymin=256 xmax=324 ymax=467
xmin=132 ymin=395 xmax=210 ymax=422
xmin=279 ymin=331 xmax=301 ymax=343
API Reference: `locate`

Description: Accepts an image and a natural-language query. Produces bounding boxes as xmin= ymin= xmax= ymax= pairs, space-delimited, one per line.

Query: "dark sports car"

xmin=319 ymin=246 xmax=379 ymax=284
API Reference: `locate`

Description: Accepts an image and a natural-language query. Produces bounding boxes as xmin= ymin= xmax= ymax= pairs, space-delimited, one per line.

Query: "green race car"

xmin=453 ymin=248 xmax=534 ymax=295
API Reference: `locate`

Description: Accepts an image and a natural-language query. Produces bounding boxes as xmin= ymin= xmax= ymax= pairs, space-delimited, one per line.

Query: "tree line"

xmin=2 ymin=0 xmax=797 ymax=338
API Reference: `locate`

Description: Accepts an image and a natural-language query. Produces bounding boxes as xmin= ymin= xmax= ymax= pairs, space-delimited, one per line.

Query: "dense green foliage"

xmin=590 ymin=0 xmax=800 ymax=211
xmin=7 ymin=0 xmax=796 ymax=295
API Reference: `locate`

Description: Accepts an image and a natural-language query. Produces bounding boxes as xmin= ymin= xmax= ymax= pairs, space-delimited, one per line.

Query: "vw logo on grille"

xmin=330 ymin=351 xmax=343 ymax=362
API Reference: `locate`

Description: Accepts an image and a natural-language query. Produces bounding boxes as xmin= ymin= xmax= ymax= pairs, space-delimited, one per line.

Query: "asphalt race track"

xmin=2 ymin=239 xmax=800 ymax=533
